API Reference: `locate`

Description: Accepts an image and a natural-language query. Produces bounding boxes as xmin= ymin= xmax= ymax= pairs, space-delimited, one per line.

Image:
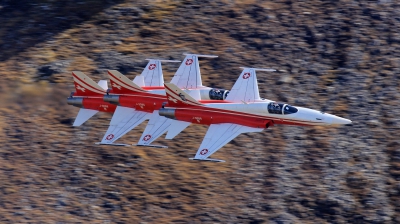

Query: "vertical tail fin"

xmin=134 ymin=59 xmax=180 ymax=87
xmin=170 ymin=54 xmax=217 ymax=89
xmin=164 ymin=83 xmax=203 ymax=106
xmin=72 ymin=71 xmax=106 ymax=96
xmin=225 ymin=67 xmax=275 ymax=103
xmin=108 ymin=70 xmax=147 ymax=94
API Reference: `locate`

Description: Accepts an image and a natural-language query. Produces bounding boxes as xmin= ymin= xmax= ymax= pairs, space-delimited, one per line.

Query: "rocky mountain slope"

xmin=0 ymin=0 xmax=399 ymax=223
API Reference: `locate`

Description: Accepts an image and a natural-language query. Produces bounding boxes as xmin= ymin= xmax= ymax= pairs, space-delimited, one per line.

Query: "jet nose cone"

xmin=331 ymin=116 xmax=352 ymax=125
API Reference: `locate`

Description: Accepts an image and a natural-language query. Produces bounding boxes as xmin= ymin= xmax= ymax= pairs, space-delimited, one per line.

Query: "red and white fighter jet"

xmin=67 ymin=58 xmax=181 ymax=126
xmin=160 ymin=67 xmax=352 ymax=162
xmin=96 ymin=54 xmax=231 ymax=146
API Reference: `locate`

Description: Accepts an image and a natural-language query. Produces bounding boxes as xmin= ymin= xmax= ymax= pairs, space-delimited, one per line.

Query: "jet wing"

xmin=100 ymin=106 xmax=150 ymax=144
xmin=135 ymin=110 xmax=171 ymax=147
xmin=165 ymin=120 xmax=191 ymax=139
xmin=191 ymin=123 xmax=263 ymax=161
xmin=135 ymin=111 xmax=191 ymax=147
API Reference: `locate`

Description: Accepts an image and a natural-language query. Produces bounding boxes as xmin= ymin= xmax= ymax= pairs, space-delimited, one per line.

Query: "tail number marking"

xmin=136 ymin=103 xmax=145 ymax=109
xmin=193 ymin=117 xmax=202 ymax=123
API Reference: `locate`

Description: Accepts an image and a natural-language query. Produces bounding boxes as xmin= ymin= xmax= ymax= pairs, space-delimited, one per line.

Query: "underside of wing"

xmin=73 ymin=108 xmax=98 ymax=126
xmin=193 ymin=123 xmax=264 ymax=160
xmin=165 ymin=120 xmax=191 ymax=139
xmin=136 ymin=111 xmax=171 ymax=146
xmin=100 ymin=106 xmax=150 ymax=144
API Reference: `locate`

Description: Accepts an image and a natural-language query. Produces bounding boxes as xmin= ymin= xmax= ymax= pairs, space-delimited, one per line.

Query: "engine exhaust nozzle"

xmin=67 ymin=97 xmax=83 ymax=108
xmin=103 ymin=95 xmax=120 ymax=105
xmin=159 ymin=108 xmax=176 ymax=120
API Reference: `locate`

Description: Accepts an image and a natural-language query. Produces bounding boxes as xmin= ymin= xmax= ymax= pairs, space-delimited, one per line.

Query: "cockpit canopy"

xmin=268 ymin=102 xmax=298 ymax=115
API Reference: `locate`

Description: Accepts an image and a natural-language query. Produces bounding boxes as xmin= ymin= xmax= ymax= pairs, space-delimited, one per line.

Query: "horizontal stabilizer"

xmin=189 ymin=158 xmax=225 ymax=162
xmin=97 ymin=80 xmax=108 ymax=90
xmin=165 ymin=120 xmax=191 ymax=139
xmin=73 ymin=108 xmax=98 ymax=126
xmin=95 ymin=142 xmax=131 ymax=147
xmin=133 ymin=144 xmax=168 ymax=148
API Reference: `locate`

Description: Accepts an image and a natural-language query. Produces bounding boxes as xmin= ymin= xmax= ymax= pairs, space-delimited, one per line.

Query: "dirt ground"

xmin=0 ymin=0 xmax=399 ymax=223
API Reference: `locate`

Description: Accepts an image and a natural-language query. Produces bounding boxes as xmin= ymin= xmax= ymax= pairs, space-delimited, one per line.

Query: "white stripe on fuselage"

xmin=200 ymin=101 xmax=328 ymax=125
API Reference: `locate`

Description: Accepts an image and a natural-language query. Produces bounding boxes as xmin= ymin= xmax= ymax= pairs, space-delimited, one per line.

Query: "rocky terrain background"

xmin=0 ymin=0 xmax=399 ymax=223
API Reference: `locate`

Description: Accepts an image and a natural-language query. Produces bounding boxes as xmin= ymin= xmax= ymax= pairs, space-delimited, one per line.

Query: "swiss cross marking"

xmin=106 ymin=134 xmax=114 ymax=140
xmin=112 ymin=83 xmax=121 ymax=90
xmin=143 ymin=134 xmax=151 ymax=141
xmin=200 ymin=149 xmax=208 ymax=155
xmin=148 ymin=64 xmax=156 ymax=70
xmin=76 ymin=85 xmax=86 ymax=92
xmin=185 ymin=59 xmax=193 ymax=65
xmin=242 ymin=72 xmax=251 ymax=79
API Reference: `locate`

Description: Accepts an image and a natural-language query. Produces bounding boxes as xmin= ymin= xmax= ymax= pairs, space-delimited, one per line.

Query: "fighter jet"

xmin=159 ymin=67 xmax=352 ymax=162
xmin=67 ymin=54 xmax=231 ymax=146
xmin=98 ymin=54 xmax=231 ymax=147
xmin=67 ymin=58 xmax=180 ymax=126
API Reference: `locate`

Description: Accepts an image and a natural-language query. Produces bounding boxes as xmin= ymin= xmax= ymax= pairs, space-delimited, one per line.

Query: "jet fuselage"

xmin=159 ymin=100 xmax=351 ymax=128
